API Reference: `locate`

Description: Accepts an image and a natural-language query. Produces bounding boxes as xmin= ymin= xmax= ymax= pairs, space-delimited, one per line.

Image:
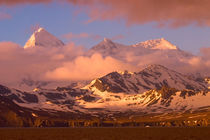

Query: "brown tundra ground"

xmin=0 ymin=127 xmax=210 ymax=140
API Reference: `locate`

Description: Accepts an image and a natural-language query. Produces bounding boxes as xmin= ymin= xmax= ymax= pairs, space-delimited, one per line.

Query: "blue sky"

xmin=1 ymin=2 xmax=210 ymax=54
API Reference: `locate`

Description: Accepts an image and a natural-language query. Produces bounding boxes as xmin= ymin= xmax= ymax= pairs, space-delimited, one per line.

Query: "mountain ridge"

xmin=132 ymin=38 xmax=178 ymax=50
xmin=85 ymin=64 xmax=207 ymax=94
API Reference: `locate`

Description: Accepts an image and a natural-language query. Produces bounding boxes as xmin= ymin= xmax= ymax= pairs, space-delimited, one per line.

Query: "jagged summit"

xmin=98 ymin=38 xmax=115 ymax=46
xmin=103 ymin=38 xmax=113 ymax=43
xmin=133 ymin=38 xmax=177 ymax=50
xmin=91 ymin=38 xmax=118 ymax=52
xmin=86 ymin=64 xmax=207 ymax=94
xmin=36 ymin=27 xmax=45 ymax=33
xmin=24 ymin=27 xmax=65 ymax=49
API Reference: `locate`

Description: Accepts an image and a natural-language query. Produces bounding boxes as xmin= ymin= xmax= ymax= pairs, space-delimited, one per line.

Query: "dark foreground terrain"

xmin=0 ymin=127 xmax=209 ymax=140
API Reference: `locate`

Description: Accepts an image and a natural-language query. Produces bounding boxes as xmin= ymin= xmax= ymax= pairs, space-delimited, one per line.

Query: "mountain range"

xmin=0 ymin=28 xmax=209 ymax=127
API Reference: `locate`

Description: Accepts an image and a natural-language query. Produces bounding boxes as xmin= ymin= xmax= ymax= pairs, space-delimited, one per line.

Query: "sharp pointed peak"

xmin=97 ymin=37 xmax=114 ymax=45
xmin=90 ymin=38 xmax=117 ymax=51
xmin=32 ymin=27 xmax=48 ymax=34
xmin=36 ymin=27 xmax=45 ymax=32
xmin=24 ymin=28 xmax=64 ymax=49
xmin=102 ymin=38 xmax=113 ymax=43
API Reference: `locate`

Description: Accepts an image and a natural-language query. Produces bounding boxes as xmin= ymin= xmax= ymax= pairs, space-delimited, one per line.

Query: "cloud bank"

xmin=0 ymin=42 xmax=84 ymax=84
xmin=0 ymin=42 xmax=210 ymax=83
xmin=45 ymin=53 xmax=134 ymax=81
xmin=1 ymin=0 xmax=210 ymax=27
xmin=0 ymin=41 xmax=134 ymax=85
xmin=0 ymin=0 xmax=51 ymax=5
xmin=62 ymin=32 xmax=125 ymax=42
xmin=0 ymin=40 xmax=209 ymax=88
xmin=62 ymin=32 xmax=102 ymax=41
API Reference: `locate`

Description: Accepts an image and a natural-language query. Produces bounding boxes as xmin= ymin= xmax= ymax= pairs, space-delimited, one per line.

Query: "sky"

xmin=0 ymin=0 xmax=210 ymax=53
xmin=0 ymin=0 xmax=210 ymax=86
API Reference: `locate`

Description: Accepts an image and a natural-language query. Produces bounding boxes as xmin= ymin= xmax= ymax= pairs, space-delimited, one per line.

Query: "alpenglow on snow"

xmin=24 ymin=28 xmax=65 ymax=49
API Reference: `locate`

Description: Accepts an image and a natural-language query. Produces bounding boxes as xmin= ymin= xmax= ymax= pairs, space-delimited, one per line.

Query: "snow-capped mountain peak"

xmin=103 ymin=37 xmax=111 ymax=42
xmin=36 ymin=27 xmax=45 ymax=33
xmin=24 ymin=27 xmax=64 ymax=49
xmin=133 ymin=38 xmax=177 ymax=50
xmin=89 ymin=38 xmax=121 ymax=55
xmin=99 ymin=38 xmax=114 ymax=45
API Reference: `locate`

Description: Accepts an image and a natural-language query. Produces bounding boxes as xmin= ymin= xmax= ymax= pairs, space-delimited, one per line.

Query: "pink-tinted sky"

xmin=0 ymin=0 xmax=210 ymax=84
xmin=0 ymin=0 xmax=210 ymax=53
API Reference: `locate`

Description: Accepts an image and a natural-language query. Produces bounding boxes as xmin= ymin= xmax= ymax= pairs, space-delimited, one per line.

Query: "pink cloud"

xmin=63 ymin=32 xmax=90 ymax=40
xmin=45 ymin=53 xmax=135 ymax=81
xmin=62 ymin=32 xmax=102 ymax=41
xmin=200 ymin=47 xmax=210 ymax=58
xmin=1 ymin=0 xmax=210 ymax=27
xmin=0 ymin=0 xmax=51 ymax=5
xmin=63 ymin=32 xmax=125 ymax=42
xmin=0 ymin=12 xmax=11 ymax=20
xmin=111 ymin=34 xmax=125 ymax=41
xmin=72 ymin=0 xmax=210 ymax=28
xmin=0 ymin=42 xmax=85 ymax=84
